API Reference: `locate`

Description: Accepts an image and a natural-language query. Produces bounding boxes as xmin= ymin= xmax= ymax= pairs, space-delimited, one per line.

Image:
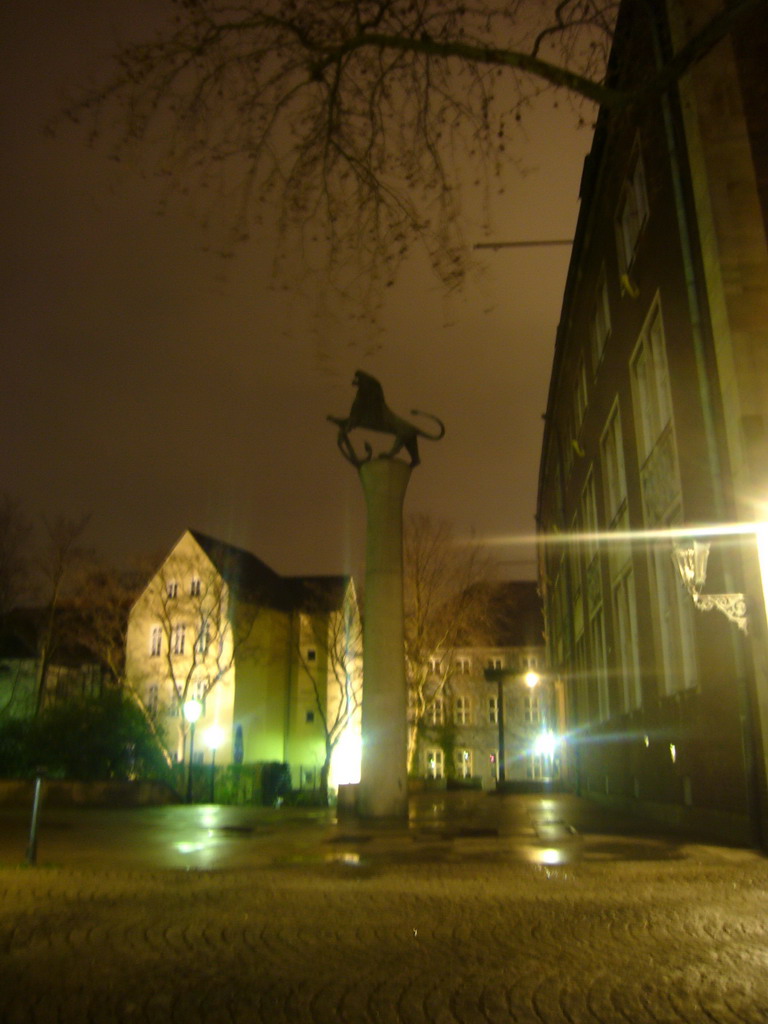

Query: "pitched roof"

xmin=188 ymin=532 xmax=350 ymax=614
xmin=286 ymin=575 xmax=350 ymax=613
xmin=470 ymin=580 xmax=544 ymax=648
xmin=189 ymin=531 xmax=293 ymax=610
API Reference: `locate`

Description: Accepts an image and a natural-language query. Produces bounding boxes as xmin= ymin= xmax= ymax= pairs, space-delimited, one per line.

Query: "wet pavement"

xmin=2 ymin=790 xmax=768 ymax=1022
xmin=0 ymin=790 xmax=703 ymax=871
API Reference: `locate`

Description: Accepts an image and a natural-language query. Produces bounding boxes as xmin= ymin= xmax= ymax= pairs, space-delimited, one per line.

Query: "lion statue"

xmin=327 ymin=370 xmax=445 ymax=468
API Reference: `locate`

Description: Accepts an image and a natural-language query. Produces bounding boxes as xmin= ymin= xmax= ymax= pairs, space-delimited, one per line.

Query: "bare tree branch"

xmin=403 ymin=513 xmax=496 ymax=771
xmin=63 ymin=0 xmax=761 ymax=307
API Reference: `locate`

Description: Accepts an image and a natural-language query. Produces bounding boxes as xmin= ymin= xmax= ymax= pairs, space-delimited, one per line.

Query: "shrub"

xmin=0 ymin=690 xmax=170 ymax=781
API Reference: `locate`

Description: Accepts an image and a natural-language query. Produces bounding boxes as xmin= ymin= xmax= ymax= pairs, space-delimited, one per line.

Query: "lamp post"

xmin=484 ymin=668 xmax=543 ymax=788
xmin=183 ymin=698 xmax=203 ymax=803
xmin=203 ymin=724 xmax=224 ymax=803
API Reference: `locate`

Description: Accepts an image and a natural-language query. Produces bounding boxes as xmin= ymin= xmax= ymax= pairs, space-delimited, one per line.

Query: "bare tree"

xmin=34 ymin=513 xmax=92 ymax=715
xmin=66 ymin=555 xmax=151 ymax=685
xmin=0 ymin=494 xmax=33 ymax=623
xmin=66 ymin=0 xmax=761 ymax=305
xmin=295 ymin=580 xmax=363 ymax=804
xmin=403 ymin=512 xmax=495 ymax=771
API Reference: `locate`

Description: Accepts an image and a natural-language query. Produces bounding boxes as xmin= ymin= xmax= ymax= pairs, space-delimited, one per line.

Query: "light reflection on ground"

xmin=0 ymin=790 xmax=716 ymax=872
xmin=325 ymin=851 xmax=361 ymax=866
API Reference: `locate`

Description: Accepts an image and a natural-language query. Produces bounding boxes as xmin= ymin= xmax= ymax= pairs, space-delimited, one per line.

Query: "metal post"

xmin=210 ymin=747 xmax=216 ymax=803
xmin=26 ymin=773 xmax=44 ymax=865
xmin=186 ymin=721 xmax=196 ymax=804
xmin=497 ymin=675 xmax=506 ymax=785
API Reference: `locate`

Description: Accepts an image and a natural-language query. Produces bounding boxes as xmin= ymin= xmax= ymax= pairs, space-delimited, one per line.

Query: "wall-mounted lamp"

xmin=672 ymin=541 xmax=747 ymax=633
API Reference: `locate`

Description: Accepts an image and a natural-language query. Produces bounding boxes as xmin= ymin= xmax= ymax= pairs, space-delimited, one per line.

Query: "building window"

xmin=631 ymin=300 xmax=673 ymax=466
xmin=528 ymin=754 xmax=546 ymax=780
xmin=196 ymin=620 xmax=212 ymax=654
xmin=573 ymin=352 xmax=588 ymax=432
xmin=631 ymin=300 xmax=680 ymax=526
xmin=455 ymin=657 xmax=471 ymax=675
xmin=575 ymin=633 xmax=589 ymax=725
xmin=306 ymin=710 xmax=315 ymax=723
xmin=616 ymin=140 xmax=649 ymax=273
xmin=651 ymin=540 xmax=697 ymax=695
xmin=524 ymin=694 xmax=541 ymax=724
xmin=455 ymin=695 xmax=471 ymax=725
xmin=601 ymin=400 xmax=627 ymax=527
xmin=487 ymin=657 xmax=503 ymax=670
xmin=614 ymin=568 xmax=642 ymax=712
xmin=426 ymin=748 xmax=444 ymax=779
xmin=306 ymin=648 xmax=317 ymax=663
xmin=590 ymin=265 xmax=611 ymax=371
xmin=489 ymin=750 xmax=499 ymax=781
xmin=150 ymin=626 xmax=163 ymax=657
xmin=426 ymin=698 xmax=444 ymax=726
xmin=488 ymin=696 xmax=499 ymax=725
xmin=190 ymin=578 xmax=201 ymax=597
xmin=166 ymin=581 xmax=178 ymax=599
xmin=172 ymin=624 xmax=186 ymax=655
xmin=580 ymin=472 xmax=602 ymax=614
xmin=590 ymin=606 xmax=610 ymax=721
xmin=192 ymin=677 xmax=207 ymax=704
xmin=147 ymin=684 xmax=159 ymax=716
xmin=428 ymin=657 xmax=441 ymax=674
xmin=455 ymin=749 xmax=473 ymax=779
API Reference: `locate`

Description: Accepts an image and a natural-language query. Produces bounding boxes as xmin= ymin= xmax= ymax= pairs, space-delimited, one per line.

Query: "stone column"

xmin=357 ymin=458 xmax=412 ymax=819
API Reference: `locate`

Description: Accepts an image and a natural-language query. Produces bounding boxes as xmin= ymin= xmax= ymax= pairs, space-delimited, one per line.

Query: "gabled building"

xmin=412 ymin=581 xmax=554 ymax=790
xmin=537 ymin=0 xmax=768 ymax=843
xmin=124 ymin=530 xmax=362 ymax=791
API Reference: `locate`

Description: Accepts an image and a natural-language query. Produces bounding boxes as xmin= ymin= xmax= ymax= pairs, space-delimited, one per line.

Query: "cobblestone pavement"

xmin=2 ymin=795 xmax=768 ymax=1023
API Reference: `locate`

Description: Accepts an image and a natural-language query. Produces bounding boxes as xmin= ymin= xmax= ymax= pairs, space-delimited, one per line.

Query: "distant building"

xmin=124 ymin=529 xmax=362 ymax=792
xmin=0 ymin=608 xmax=111 ymax=718
xmin=412 ymin=581 xmax=553 ymax=790
xmin=537 ymin=0 xmax=768 ymax=843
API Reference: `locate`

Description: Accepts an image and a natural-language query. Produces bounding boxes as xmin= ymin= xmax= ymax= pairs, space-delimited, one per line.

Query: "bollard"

xmin=26 ymin=771 xmax=45 ymax=866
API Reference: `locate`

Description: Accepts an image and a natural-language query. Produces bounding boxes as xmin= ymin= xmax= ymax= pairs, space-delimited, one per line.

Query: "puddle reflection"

xmin=517 ymin=844 xmax=576 ymax=866
xmin=325 ymin=851 xmax=362 ymax=867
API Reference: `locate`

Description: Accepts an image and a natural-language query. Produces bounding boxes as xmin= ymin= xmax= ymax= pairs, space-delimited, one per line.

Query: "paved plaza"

xmin=1 ymin=791 xmax=767 ymax=1023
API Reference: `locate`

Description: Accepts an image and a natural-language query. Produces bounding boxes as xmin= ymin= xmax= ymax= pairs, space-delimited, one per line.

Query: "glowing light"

xmin=203 ymin=724 xmax=225 ymax=750
xmin=534 ymin=731 xmax=557 ymax=758
xmin=539 ymin=847 xmax=566 ymax=866
xmin=174 ymin=842 xmax=206 ymax=855
xmin=524 ymin=671 xmax=541 ymax=688
xmin=200 ymin=805 xmax=223 ymax=830
xmin=325 ymin=851 xmax=361 ymax=866
xmin=475 ymin=521 xmax=768 ymax=548
xmin=669 ymin=744 xmax=677 ymax=764
xmin=183 ymin=698 xmax=203 ymax=724
xmin=331 ymin=729 xmax=361 ymax=786
xmin=519 ymin=844 xmax=568 ymax=866
xmin=756 ymin=524 xmax=768 ymax=603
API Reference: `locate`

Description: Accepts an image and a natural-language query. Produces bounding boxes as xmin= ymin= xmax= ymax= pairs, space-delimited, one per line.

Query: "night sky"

xmin=1 ymin=0 xmax=592 ymax=580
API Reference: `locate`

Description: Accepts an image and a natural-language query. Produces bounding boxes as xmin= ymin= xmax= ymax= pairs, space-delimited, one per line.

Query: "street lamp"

xmin=183 ymin=698 xmax=203 ymax=803
xmin=484 ymin=667 xmax=544 ymax=789
xmin=203 ymin=723 xmax=225 ymax=803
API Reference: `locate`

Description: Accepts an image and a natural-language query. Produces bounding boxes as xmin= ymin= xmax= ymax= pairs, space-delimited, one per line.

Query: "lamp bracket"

xmin=673 ymin=543 xmax=748 ymax=633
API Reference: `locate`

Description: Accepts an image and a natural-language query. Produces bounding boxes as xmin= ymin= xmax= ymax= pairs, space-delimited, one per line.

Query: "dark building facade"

xmin=537 ymin=0 xmax=768 ymax=843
